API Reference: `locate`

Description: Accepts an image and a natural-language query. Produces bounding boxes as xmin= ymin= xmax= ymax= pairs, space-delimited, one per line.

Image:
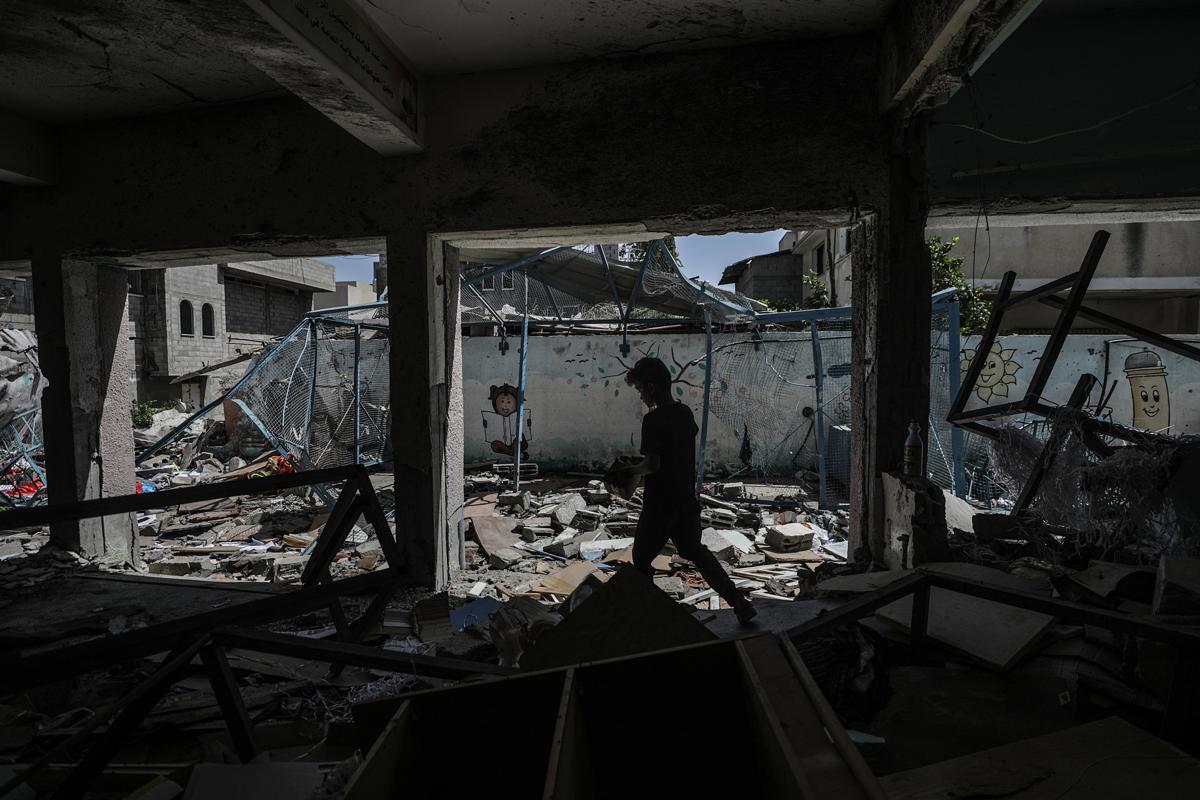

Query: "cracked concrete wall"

xmin=927 ymin=3 xmax=1200 ymax=210
xmin=0 ymin=38 xmax=886 ymax=263
xmin=58 ymin=263 xmax=136 ymax=560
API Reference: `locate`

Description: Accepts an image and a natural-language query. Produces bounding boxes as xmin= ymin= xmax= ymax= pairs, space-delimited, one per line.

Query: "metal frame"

xmin=949 ymin=230 xmax=1200 ymax=446
xmin=810 ymin=320 xmax=830 ymax=508
xmin=0 ymin=463 xmax=507 ymax=798
xmin=784 ymin=566 xmax=1200 ymax=740
xmin=0 ymin=408 xmax=47 ymax=507
xmin=512 ymin=311 xmax=530 ymax=491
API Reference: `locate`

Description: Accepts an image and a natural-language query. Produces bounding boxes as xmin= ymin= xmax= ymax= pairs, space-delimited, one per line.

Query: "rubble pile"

xmin=452 ymin=476 xmax=852 ymax=608
xmin=137 ymin=474 xmax=391 ymax=583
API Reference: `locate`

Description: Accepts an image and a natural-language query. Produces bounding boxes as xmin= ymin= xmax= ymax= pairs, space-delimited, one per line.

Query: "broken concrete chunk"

xmin=1153 ymin=556 xmax=1200 ymax=615
xmin=702 ymin=507 xmax=738 ymax=527
xmin=519 ymin=526 xmax=554 ymax=542
xmin=551 ymin=494 xmax=587 ymax=528
xmin=720 ymin=482 xmax=745 ymax=498
xmin=737 ymin=550 xmax=767 ymax=567
xmin=571 ymin=508 xmax=603 ymax=531
xmin=765 ymin=522 xmax=815 ymax=552
xmin=271 ymin=554 xmax=307 ymax=583
xmin=653 ymin=575 xmax=687 ymax=599
xmin=700 ymin=528 xmax=736 ymax=562
xmin=148 ymin=556 xmax=213 ymax=577
xmin=579 ymin=537 xmax=635 ymax=560
xmin=584 ymin=488 xmax=611 ymax=504
xmin=497 ymin=490 xmax=532 ymax=509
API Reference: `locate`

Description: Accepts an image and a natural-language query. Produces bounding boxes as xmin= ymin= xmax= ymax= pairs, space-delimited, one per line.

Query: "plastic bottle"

xmin=902 ymin=420 xmax=924 ymax=478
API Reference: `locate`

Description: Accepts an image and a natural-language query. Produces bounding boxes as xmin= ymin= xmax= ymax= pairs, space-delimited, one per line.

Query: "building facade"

xmin=927 ymin=219 xmax=1200 ymax=333
xmin=720 ymin=228 xmax=854 ymax=307
xmin=0 ymin=259 xmax=335 ymax=406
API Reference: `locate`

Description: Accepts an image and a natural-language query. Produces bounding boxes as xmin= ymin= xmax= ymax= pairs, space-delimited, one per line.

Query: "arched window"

xmin=179 ymin=300 xmax=194 ymax=336
xmin=201 ymin=303 xmax=215 ymax=338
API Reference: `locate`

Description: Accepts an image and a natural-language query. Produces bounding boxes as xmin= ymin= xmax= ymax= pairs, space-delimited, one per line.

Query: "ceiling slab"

xmin=0 ymin=0 xmax=286 ymax=124
xmin=353 ymin=0 xmax=895 ymax=76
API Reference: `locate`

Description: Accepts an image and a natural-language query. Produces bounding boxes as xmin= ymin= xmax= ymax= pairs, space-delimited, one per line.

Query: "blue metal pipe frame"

xmin=939 ymin=290 xmax=967 ymax=496
xmin=136 ymin=322 xmax=310 ymax=463
xmin=353 ymin=323 xmax=362 ymax=466
xmin=512 ymin=311 xmax=530 ymax=491
xmin=620 ymin=246 xmax=653 ymax=355
xmin=462 ymin=247 xmax=569 ymax=288
xmin=810 ymin=320 xmax=830 ymax=509
xmin=696 ymin=308 xmax=714 ymax=494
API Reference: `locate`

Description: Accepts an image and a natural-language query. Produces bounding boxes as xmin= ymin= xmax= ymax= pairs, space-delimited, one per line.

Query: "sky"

xmin=315 ymin=229 xmax=788 ymax=286
xmin=675 ymin=230 xmax=787 ymax=285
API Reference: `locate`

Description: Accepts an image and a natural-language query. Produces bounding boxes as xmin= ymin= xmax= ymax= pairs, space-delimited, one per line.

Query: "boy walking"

xmin=608 ymin=357 xmax=756 ymax=624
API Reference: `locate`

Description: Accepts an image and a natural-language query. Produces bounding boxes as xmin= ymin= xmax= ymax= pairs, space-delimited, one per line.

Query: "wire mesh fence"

xmin=138 ymin=303 xmax=391 ymax=475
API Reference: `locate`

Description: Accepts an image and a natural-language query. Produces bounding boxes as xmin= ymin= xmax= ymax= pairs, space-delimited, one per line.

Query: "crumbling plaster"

xmin=0 ymin=37 xmax=887 ymax=264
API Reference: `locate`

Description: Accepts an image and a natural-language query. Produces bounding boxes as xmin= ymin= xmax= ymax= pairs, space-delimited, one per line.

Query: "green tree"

xmin=928 ymin=235 xmax=988 ymax=334
xmin=801 ymin=269 xmax=831 ymax=309
xmin=760 ymin=296 xmax=803 ymax=312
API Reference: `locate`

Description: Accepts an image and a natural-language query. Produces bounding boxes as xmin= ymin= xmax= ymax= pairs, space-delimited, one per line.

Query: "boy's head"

xmin=626 ymin=357 xmax=672 ymax=407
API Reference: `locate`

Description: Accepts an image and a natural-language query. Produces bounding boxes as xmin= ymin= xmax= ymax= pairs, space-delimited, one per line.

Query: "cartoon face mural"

xmin=1124 ymin=350 xmax=1170 ymax=431
xmin=483 ymin=384 xmax=530 ymax=458
xmin=489 ymin=384 xmax=520 ymax=417
xmin=961 ymin=342 xmax=1021 ymax=402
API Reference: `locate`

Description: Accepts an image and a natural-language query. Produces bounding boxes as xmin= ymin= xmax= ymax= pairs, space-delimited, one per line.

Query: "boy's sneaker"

xmin=735 ymin=602 xmax=757 ymax=625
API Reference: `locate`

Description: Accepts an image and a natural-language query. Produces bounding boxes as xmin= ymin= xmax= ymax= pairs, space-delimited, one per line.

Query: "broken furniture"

xmin=787 ymin=567 xmax=1200 ymax=741
xmin=0 ymin=464 xmax=507 ymax=799
xmin=346 ymin=632 xmax=885 ymax=799
xmin=949 ymin=229 xmax=1200 ymax=522
xmin=882 ymin=716 xmax=1200 ymax=799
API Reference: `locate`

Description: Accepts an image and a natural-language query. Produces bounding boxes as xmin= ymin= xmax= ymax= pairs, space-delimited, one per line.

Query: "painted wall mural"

xmin=481 ymin=383 xmax=531 ymax=457
xmin=961 ymin=341 xmax=1022 ymax=402
xmin=960 ymin=336 xmax=1200 ymax=435
xmin=564 ymin=340 xmax=706 ymax=402
xmin=1124 ymin=349 xmax=1170 ymax=432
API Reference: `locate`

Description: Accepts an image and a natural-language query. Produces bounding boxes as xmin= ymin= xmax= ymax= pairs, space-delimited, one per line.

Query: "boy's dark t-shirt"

xmin=640 ymin=400 xmax=698 ymax=510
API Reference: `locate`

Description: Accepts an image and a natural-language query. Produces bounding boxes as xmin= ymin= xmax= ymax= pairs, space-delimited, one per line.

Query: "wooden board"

xmin=764 ymin=548 xmax=824 ymax=564
xmin=818 ymin=570 xmax=911 ymax=594
xmin=877 ymin=588 xmax=1056 ymax=671
xmin=880 ymin=716 xmax=1200 ymax=800
xmin=922 ymin=562 xmax=1052 ymax=596
xmin=470 ymin=515 xmax=525 ymax=567
xmin=529 ymin=562 xmax=607 ymax=596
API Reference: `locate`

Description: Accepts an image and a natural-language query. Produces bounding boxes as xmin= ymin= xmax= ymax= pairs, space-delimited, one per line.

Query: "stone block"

xmin=701 ymin=528 xmax=736 ymax=562
xmin=148 ymin=556 xmax=212 ymax=576
xmin=765 ymin=523 xmax=815 ymax=552
xmin=551 ymin=494 xmax=586 ymax=528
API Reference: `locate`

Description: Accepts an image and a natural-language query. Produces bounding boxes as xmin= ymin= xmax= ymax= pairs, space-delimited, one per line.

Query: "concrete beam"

xmin=236 ymin=0 xmax=422 ymax=154
xmin=387 ymin=230 xmax=448 ymax=586
xmin=881 ymin=0 xmax=1042 ymax=114
xmin=0 ymin=38 xmax=886 ymax=262
xmin=0 ymin=110 xmax=56 ymax=186
xmin=33 ymin=254 xmax=136 ymax=560
xmin=849 ymin=115 xmax=933 ymax=565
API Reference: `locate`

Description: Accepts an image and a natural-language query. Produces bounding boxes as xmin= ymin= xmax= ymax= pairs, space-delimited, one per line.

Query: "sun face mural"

xmin=1124 ymin=350 xmax=1170 ymax=431
xmin=961 ymin=342 xmax=1022 ymax=403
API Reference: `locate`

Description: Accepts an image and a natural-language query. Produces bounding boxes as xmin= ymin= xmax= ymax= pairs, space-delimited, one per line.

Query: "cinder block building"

xmin=1 ymin=259 xmax=334 ymax=405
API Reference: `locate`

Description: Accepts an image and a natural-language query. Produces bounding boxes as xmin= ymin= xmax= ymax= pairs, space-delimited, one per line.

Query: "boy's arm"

xmin=623 ymin=453 xmax=660 ymax=476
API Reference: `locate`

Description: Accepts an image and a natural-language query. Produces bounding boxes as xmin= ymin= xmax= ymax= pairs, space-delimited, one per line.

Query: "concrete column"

xmin=32 ymin=254 xmax=136 ymax=561
xmin=387 ymin=231 xmax=450 ymax=587
xmin=443 ymin=245 xmax=466 ymax=576
xmin=849 ymin=114 xmax=932 ymax=565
